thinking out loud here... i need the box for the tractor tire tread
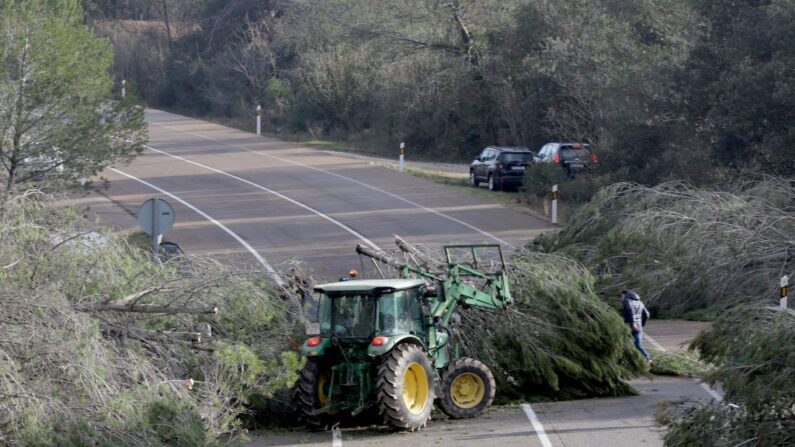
[375,343,435,431]
[292,359,337,430]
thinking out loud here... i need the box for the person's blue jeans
[633,331,651,361]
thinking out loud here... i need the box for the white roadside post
[781,275,789,309]
[121,79,126,99]
[152,199,161,256]
[256,105,262,136]
[551,184,559,224]
[399,142,405,172]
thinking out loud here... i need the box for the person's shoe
[649,360,655,370]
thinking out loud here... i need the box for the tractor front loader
[293,238,512,431]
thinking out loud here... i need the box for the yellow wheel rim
[317,372,329,406]
[318,371,339,415]
[402,362,429,414]
[450,372,485,409]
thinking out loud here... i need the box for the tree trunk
[160,0,173,52]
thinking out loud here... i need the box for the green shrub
[521,163,568,198]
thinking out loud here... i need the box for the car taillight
[553,154,560,164]
[306,336,322,347]
[591,153,599,164]
[371,336,387,347]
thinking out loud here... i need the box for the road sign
[137,198,175,236]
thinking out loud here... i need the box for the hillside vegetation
[85,0,795,186]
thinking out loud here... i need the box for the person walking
[621,289,652,367]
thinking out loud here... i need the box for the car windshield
[318,293,376,339]
[500,153,531,163]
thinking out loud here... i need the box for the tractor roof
[314,279,425,294]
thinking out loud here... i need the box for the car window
[499,152,531,163]
[478,149,490,161]
[538,145,550,159]
[485,150,496,161]
[560,144,590,159]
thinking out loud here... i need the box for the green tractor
[293,242,512,430]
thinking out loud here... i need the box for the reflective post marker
[121,79,126,99]
[152,198,162,257]
[399,142,405,172]
[551,184,559,224]
[256,105,262,136]
[781,275,789,309]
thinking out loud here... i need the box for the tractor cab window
[377,288,425,338]
[318,294,376,339]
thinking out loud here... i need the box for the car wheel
[488,175,500,191]
[469,171,479,187]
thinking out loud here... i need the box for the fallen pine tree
[0,191,304,446]
[531,179,795,319]
[662,304,795,447]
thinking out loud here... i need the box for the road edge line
[108,167,284,286]
[521,403,554,447]
[332,426,342,447]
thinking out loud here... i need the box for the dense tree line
[84,0,795,183]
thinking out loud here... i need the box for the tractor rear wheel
[293,359,340,430]
[376,343,435,431]
[438,357,495,419]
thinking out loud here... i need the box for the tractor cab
[302,279,428,355]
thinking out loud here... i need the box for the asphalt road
[80,110,720,447]
[80,109,549,281]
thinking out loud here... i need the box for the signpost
[399,142,405,172]
[551,184,559,224]
[121,79,126,99]
[256,105,262,136]
[781,275,789,309]
[137,198,175,258]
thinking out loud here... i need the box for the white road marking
[332,427,342,447]
[645,333,723,402]
[645,333,667,352]
[698,381,724,402]
[109,167,285,286]
[521,403,554,447]
[142,145,380,251]
[149,120,515,248]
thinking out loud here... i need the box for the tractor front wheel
[376,343,435,431]
[438,357,495,419]
[293,359,340,430]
